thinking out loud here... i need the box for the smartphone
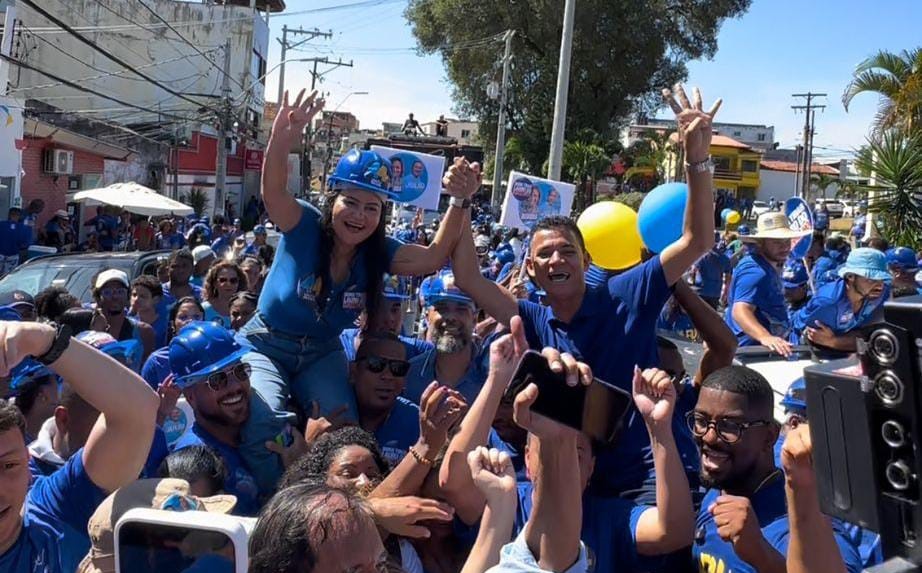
[503,350,633,445]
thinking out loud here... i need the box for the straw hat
[741,212,812,242]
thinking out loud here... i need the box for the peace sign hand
[662,84,722,164]
[272,89,325,145]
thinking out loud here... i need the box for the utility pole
[547,0,576,181]
[215,40,232,219]
[491,30,514,210]
[302,57,353,195]
[276,26,332,105]
[791,92,826,199]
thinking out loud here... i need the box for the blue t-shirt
[1,451,106,573]
[516,256,694,495]
[202,302,230,329]
[129,311,168,348]
[725,253,790,346]
[156,231,185,250]
[792,278,888,352]
[374,396,420,467]
[404,333,498,405]
[695,249,731,298]
[694,479,863,573]
[815,210,829,231]
[88,215,118,250]
[338,328,430,364]
[813,251,848,287]
[257,201,402,337]
[0,221,28,256]
[171,424,259,516]
[210,235,232,258]
[161,282,203,306]
[142,346,171,390]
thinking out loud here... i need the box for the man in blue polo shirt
[451,85,721,501]
[792,247,890,357]
[725,212,810,357]
[690,366,862,573]
[887,246,922,298]
[0,319,158,573]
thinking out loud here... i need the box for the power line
[20,0,220,111]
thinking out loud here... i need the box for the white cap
[94,269,129,289]
[191,245,215,264]
[54,209,69,218]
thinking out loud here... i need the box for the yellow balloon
[727,210,741,225]
[577,201,642,270]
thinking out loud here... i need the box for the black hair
[249,483,374,573]
[700,366,775,418]
[157,445,226,495]
[355,331,402,359]
[34,286,79,322]
[529,216,587,254]
[131,274,164,299]
[13,373,56,416]
[826,235,847,251]
[166,296,205,341]
[317,192,388,327]
[169,248,194,266]
[0,399,26,439]
[280,426,389,489]
[230,291,258,307]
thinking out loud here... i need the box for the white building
[758,160,841,203]
[420,118,480,145]
[622,118,775,152]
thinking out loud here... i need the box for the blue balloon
[638,182,688,253]
[721,207,732,221]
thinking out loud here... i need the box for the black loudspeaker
[806,296,922,563]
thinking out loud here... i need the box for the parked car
[0,251,169,303]
[814,198,845,218]
[750,200,771,219]
[840,199,860,218]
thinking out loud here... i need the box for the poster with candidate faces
[370,145,445,211]
[500,171,576,232]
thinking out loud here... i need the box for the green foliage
[810,173,839,199]
[609,191,645,212]
[183,188,210,218]
[405,0,751,165]
[843,48,922,133]
[855,130,922,249]
[563,139,610,211]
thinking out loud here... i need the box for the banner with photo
[370,145,445,210]
[500,171,576,231]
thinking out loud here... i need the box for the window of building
[251,50,267,85]
[733,130,741,137]
[713,156,731,171]
[461,129,471,138]
[741,159,758,172]
[757,133,767,142]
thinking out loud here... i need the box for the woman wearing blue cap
[792,247,891,357]
[240,89,480,493]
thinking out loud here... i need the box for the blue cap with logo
[886,247,919,272]
[421,269,474,307]
[737,225,751,236]
[780,377,806,414]
[782,259,809,289]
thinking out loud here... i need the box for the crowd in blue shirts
[0,87,897,573]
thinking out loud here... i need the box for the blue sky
[264,0,922,156]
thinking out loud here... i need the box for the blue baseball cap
[422,269,474,307]
[253,225,267,236]
[75,331,144,373]
[780,377,806,414]
[838,248,892,282]
[382,274,410,301]
[737,225,751,236]
[886,247,919,272]
[782,260,809,289]
[7,359,60,398]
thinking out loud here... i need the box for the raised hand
[512,349,591,439]
[443,157,482,199]
[781,423,816,489]
[710,495,769,566]
[367,496,454,538]
[156,374,181,424]
[0,321,55,376]
[468,446,516,505]
[419,383,468,452]
[661,84,722,164]
[631,366,676,429]
[487,315,529,386]
[271,89,325,145]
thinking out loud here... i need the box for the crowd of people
[0,85,892,573]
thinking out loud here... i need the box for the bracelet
[449,196,471,209]
[36,322,72,366]
[685,157,714,174]
[408,446,433,466]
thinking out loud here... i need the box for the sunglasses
[200,362,251,392]
[357,355,410,377]
[685,411,774,444]
[101,287,128,298]
[217,277,239,285]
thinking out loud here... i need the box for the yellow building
[665,134,761,200]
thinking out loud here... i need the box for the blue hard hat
[75,331,144,373]
[737,225,751,236]
[495,261,515,285]
[494,249,515,266]
[782,260,809,289]
[327,149,398,199]
[780,377,806,414]
[423,269,474,307]
[382,274,410,301]
[253,225,267,236]
[886,247,919,271]
[7,359,60,398]
[169,321,248,389]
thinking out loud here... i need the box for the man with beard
[690,366,861,573]
[169,321,258,515]
[725,212,810,357]
[404,268,498,405]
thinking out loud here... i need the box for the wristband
[449,196,471,209]
[685,157,714,175]
[36,322,72,366]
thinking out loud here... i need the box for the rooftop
[760,160,839,175]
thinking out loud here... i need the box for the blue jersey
[404,333,498,405]
[814,211,829,231]
[374,396,420,467]
[0,220,28,256]
[1,451,106,573]
[156,231,185,250]
[695,249,731,299]
[694,479,863,573]
[516,255,697,495]
[257,201,402,337]
[725,253,790,346]
[210,235,232,257]
[172,424,259,516]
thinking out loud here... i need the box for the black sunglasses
[357,355,410,377]
[202,363,251,392]
[685,411,774,444]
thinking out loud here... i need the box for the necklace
[752,469,782,495]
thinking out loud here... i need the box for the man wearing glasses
[169,321,258,516]
[689,365,862,573]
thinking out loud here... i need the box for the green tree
[183,188,209,218]
[563,140,610,211]
[843,48,922,133]
[405,0,751,158]
[855,130,922,249]
[810,173,839,200]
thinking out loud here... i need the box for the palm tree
[810,173,839,200]
[563,140,610,211]
[843,48,922,133]
[854,130,922,249]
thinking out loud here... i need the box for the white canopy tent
[73,182,194,216]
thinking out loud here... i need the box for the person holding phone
[242,88,480,494]
[450,85,720,502]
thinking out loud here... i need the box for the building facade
[623,118,775,152]
[420,118,480,145]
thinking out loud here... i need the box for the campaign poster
[370,145,445,210]
[785,197,814,260]
[500,171,576,231]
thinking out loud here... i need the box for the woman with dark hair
[157,444,226,497]
[202,261,246,328]
[34,285,79,323]
[240,88,480,494]
[228,291,258,331]
[140,296,205,391]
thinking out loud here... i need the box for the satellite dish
[486,81,500,100]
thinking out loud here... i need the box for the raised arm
[672,281,737,384]
[660,85,721,286]
[0,321,159,493]
[262,90,324,232]
[460,447,518,573]
[450,209,518,325]
[390,159,480,276]
[631,367,695,554]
